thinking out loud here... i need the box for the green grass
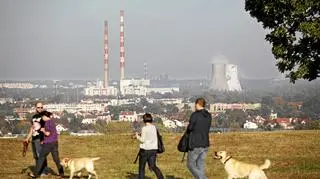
[0,130,319,179]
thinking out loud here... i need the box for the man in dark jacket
[186,98,212,179]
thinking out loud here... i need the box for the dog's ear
[64,158,71,163]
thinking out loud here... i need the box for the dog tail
[91,157,101,161]
[260,159,271,170]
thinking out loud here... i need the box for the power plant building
[120,79,150,96]
[84,10,179,97]
[209,55,242,91]
[84,80,118,96]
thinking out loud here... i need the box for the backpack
[177,132,189,162]
[157,129,165,154]
[177,132,189,152]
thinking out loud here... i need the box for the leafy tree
[302,96,320,119]
[245,0,320,82]
[0,118,10,134]
[94,120,108,133]
[261,96,274,117]
[225,110,248,126]
[13,121,30,134]
[69,118,82,132]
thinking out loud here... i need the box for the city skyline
[0,0,280,80]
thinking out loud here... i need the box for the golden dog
[60,157,100,179]
[214,151,270,179]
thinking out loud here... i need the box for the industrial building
[209,55,242,91]
[84,80,118,96]
[84,10,179,97]
[120,79,150,96]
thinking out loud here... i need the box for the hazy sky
[0,0,280,80]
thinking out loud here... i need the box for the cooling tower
[226,64,242,91]
[209,55,229,91]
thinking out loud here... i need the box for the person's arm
[40,128,51,136]
[24,127,33,142]
[40,121,52,136]
[136,127,146,143]
[187,114,196,133]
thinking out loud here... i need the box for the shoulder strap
[181,152,186,163]
[133,149,141,164]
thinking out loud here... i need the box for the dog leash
[22,141,29,157]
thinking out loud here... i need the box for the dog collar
[224,156,232,165]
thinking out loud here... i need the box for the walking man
[187,98,212,179]
[24,102,48,175]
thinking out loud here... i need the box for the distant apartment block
[147,87,180,95]
[0,83,34,89]
[44,103,108,113]
[119,111,138,122]
[209,103,261,112]
[0,98,14,104]
[153,98,183,105]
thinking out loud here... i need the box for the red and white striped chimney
[144,62,148,80]
[104,21,109,88]
[120,10,125,80]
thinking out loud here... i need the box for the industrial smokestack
[120,10,125,80]
[104,21,109,88]
[144,62,148,80]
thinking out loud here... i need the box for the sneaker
[56,174,64,179]
[28,172,37,178]
[40,173,48,176]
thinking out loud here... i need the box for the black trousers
[35,142,64,175]
[139,149,164,179]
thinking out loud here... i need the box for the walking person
[136,113,164,179]
[187,98,212,179]
[24,102,48,176]
[28,111,64,178]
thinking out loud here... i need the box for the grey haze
[0,0,279,80]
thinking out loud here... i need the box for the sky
[0,0,280,80]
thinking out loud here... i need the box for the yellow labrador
[214,151,270,179]
[61,157,100,179]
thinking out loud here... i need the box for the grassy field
[0,130,319,179]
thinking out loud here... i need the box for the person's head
[39,111,52,121]
[195,98,206,110]
[142,113,153,124]
[35,102,44,114]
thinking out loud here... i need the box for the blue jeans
[32,139,48,174]
[187,147,208,179]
